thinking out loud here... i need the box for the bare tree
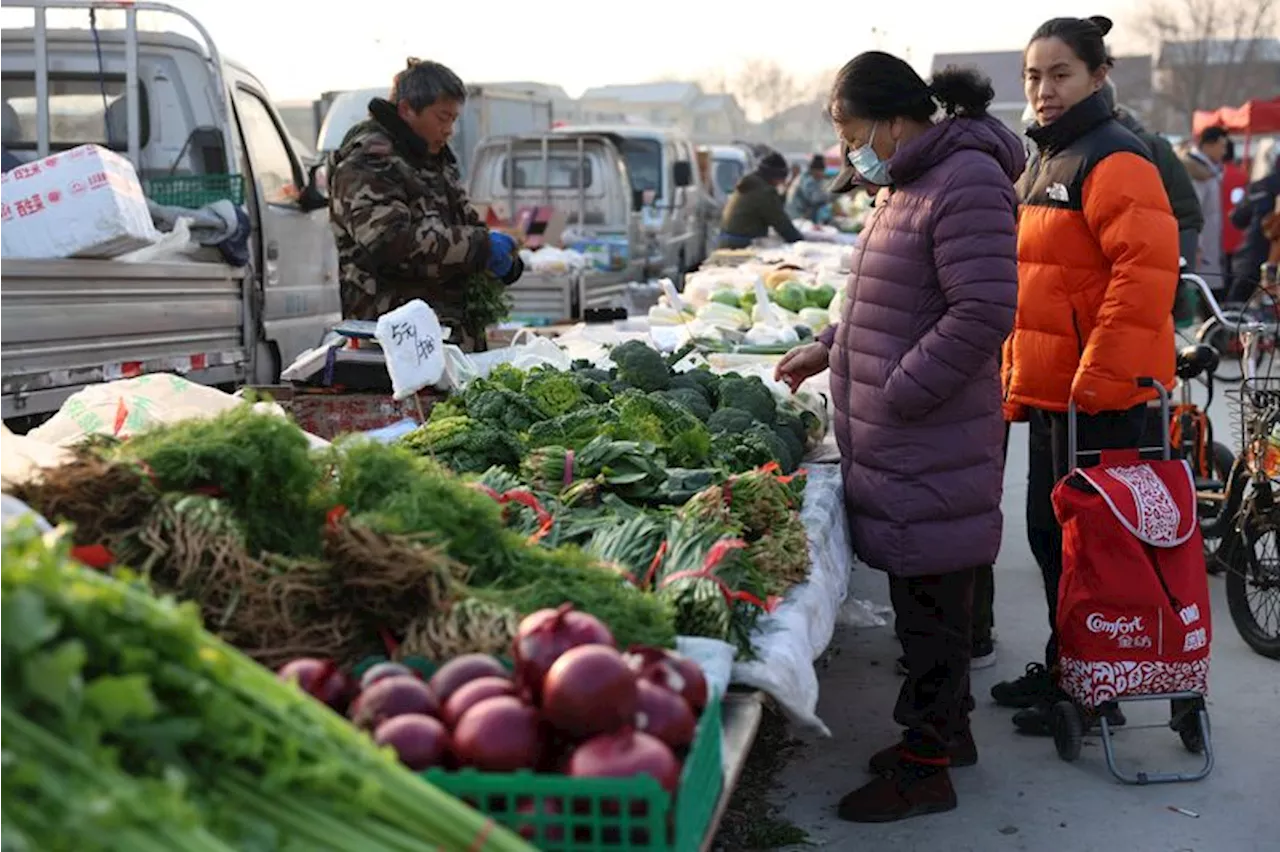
[1137,0,1279,129]
[732,59,805,124]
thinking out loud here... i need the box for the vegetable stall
[1,239,858,850]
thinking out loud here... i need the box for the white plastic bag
[676,636,735,701]
[441,329,572,390]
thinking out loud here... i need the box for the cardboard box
[1,144,159,259]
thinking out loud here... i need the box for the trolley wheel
[1052,700,1084,762]
[1173,698,1207,754]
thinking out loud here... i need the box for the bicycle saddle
[1176,343,1220,380]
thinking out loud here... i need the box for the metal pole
[505,137,515,224]
[33,6,49,157]
[124,4,140,167]
[576,135,585,229]
[540,135,550,207]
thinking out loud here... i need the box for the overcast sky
[3,0,1275,102]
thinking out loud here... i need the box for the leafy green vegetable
[717,376,777,425]
[707,407,759,436]
[611,390,712,468]
[610,340,672,393]
[400,415,523,474]
[660,388,713,422]
[461,272,513,345]
[486,362,527,392]
[521,367,589,418]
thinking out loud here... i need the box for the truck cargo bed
[1,258,250,419]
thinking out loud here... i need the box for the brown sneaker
[837,763,957,823]
[867,728,978,774]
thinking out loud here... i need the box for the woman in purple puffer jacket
[775,52,1022,823]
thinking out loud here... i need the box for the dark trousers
[1025,405,1150,667]
[890,566,977,758]
[970,423,1011,647]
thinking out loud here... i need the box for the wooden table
[700,690,765,852]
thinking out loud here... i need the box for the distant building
[573,82,748,140]
[759,99,830,154]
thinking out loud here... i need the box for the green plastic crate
[143,173,245,208]
[424,690,723,851]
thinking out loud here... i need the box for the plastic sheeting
[730,463,855,737]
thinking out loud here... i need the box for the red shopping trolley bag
[1052,449,1212,708]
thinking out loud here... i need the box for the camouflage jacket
[329,98,490,328]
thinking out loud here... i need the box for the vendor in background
[717,152,805,249]
[1226,141,1280,303]
[777,53,1020,823]
[328,58,524,349]
[1179,125,1229,286]
[1221,139,1252,293]
[786,154,833,223]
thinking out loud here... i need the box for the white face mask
[847,123,892,186]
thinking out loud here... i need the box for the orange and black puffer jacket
[1003,91,1179,418]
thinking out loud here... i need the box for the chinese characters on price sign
[374,299,446,401]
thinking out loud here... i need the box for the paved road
[774,385,1278,852]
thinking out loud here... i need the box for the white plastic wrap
[730,464,854,736]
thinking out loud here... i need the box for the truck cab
[0,0,339,422]
[552,124,712,282]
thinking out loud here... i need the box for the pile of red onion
[276,604,710,839]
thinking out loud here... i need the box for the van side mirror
[673,160,693,188]
[297,162,329,212]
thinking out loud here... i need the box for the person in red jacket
[1221,140,1250,294]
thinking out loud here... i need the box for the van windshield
[713,159,745,196]
[617,137,661,199]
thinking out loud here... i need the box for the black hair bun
[1087,15,1113,36]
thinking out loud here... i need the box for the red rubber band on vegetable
[377,626,400,658]
[642,539,669,588]
[564,448,575,488]
[70,543,114,570]
[469,483,503,503]
[466,819,496,852]
[325,505,348,529]
[112,396,129,436]
[658,538,749,609]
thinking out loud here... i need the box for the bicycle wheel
[1197,313,1263,383]
[1228,507,1280,659]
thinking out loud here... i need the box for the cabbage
[798,307,830,334]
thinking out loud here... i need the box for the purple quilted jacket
[818,116,1024,577]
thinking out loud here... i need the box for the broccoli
[716,376,777,425]
[400,415,522,474]
[660,388,713,422]
[465,387,547,433]
[572,365,614,384]
[707,407,759,436]
[710,422,788,473]
[775,408,806,447]
[611,340,672,392]
[526,404,619,450]
[522,367,590,418]
[487,363,527,392]
[773,426,804,473]
[610,389,712,468]
[572,374,615,404]
[670,369,719,404]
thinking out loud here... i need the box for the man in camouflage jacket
[329,60,523,350]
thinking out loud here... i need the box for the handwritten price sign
[374,299,445,400]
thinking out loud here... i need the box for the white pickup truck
[0,0,340,427]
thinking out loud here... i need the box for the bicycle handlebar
[1180,269,1268,334]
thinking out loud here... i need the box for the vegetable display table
[700,690,765,851]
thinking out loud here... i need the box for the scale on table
[281,315,452,396]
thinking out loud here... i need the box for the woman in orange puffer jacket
[990,15,1180,736]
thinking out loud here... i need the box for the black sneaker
[990,663,1054,709]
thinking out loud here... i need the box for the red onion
[626,646,709,713]
[359,661,419,691]
[512,604,615,701]
[452,696,542,772]
[441,676,517,729]
[349,675,439,730]
[542,644,638,738]
[373,713,451,770]
[428,654,509,705]
[277,658,354,711]
[568,727,682,794]
[635,679,696,749]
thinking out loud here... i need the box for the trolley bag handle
[1067,378,1171,471]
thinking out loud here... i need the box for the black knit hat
[757,152,790,182]
[809,153,826,172]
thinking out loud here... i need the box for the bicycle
[1193,269,1279,384]
[1188,272,1280,659]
